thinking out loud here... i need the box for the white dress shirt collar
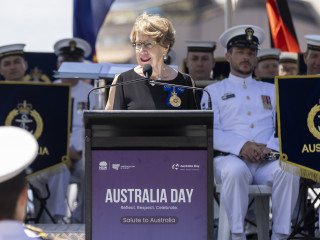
[228,73,253,85]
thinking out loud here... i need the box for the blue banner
[276,76,320,182]
[73,0,115,60]
[0,82,71,176]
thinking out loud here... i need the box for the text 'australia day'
[105,188,194,203]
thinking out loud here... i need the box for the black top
[113,69,199,110]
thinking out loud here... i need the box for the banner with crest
[276,76,320,182]
[0,82,71,177]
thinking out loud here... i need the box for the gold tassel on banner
[279,158,320,183]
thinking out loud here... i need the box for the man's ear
[225,52,231,63]
[212,57,216,69]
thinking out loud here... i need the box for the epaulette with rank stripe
[24,224,67,240]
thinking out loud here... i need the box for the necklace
[158,65,167,81]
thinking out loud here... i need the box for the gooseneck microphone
[86,64,152,110]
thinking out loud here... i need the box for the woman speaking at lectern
[107,12,199,110]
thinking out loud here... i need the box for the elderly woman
[106,12,199,110]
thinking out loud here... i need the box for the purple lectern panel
[91,150,207,240]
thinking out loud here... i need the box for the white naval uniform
[0,220,41,240]
[32,80,94,223]
[201,73,299,238]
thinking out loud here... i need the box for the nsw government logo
[99,161,108,170]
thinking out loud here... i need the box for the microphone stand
[148,80,212,110]
[86,78,148,110]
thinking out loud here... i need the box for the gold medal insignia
[169,90,181,108]
[164,86,184,108]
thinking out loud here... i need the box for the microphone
[143,64,152,78]
[86,64,152,110]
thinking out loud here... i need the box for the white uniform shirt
[0,220,40,240]
[201,73,277,155]
[54,80,94,151]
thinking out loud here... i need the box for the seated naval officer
[304,34,320,75]
[30,38,94,223]
[54,37,95,223]
[0,43,28,81]
[201,25,300,240]
[0,126,65,239]
[254,48,280,78]
[278,52,299,76]
[184,40,216,81]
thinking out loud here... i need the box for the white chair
[215,184,272,240]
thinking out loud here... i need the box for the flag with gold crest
[0,82,71,177]
[276,75,320,182]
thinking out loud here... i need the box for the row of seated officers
[1,11,320,240]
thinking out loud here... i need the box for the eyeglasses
[131,41,157,50]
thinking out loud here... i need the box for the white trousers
[214,155,299,237]
[31,164,71,223]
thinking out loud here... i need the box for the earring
[163,55,168,61]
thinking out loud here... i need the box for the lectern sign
[91,150,207,240]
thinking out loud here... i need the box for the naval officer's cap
[0,126,38,184]
[304,35,320,51]
[219,25,265,50]
[0,44,26,60]
[257,48,281,62]
[185,41,216,53]
[54,37,91,58]
[279,51,298,64]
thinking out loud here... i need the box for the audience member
[53,37,95,223]
[0,44,28,81]
[254,48,280,78]
[304,35,320,75]
[201,25,300,240]
[184,40,216,80]
[0,126,50,239]
[278,52,299,76]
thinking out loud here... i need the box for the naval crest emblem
[5,100,43,139]
[307,103,320,140]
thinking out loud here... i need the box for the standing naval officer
[201,25,299,240]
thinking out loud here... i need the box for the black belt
[214,150,230,157]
